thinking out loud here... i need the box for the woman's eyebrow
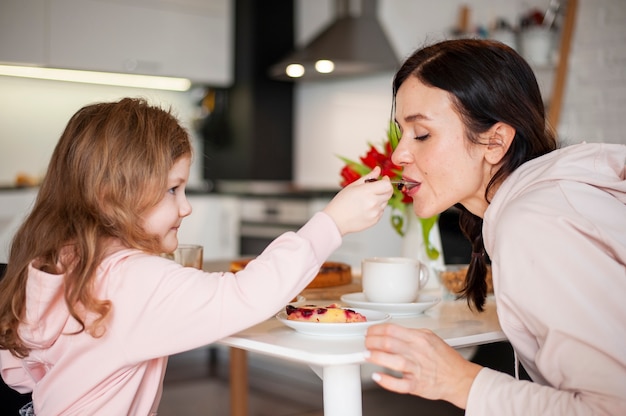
[396,113,432,125]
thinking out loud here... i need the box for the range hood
[269,0,398,81]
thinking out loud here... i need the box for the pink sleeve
[467,367,625,415]
[0,349,34,394]
[108,211,342,360]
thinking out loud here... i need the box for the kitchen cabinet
[0,0,46,66]
[0,0,234,86]
[0,188,39,263]
[177,194,240,260]
[0,191,240,263]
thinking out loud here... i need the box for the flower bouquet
[338,122,440,260]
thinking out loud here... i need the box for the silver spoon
[365,178,419,191]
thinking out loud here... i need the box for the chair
[0,263,34,413]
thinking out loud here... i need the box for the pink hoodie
[468,143,626,415]
[1,211,341,415]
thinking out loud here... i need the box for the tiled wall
[294,0,626,188]
[559,0,626,144]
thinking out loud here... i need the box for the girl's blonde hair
[0,98,191,357]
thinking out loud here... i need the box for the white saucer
[340,292,441,316]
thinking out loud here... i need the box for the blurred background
[1,0,624,190]
[0,1,623,414]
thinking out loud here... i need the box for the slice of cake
[230,260,351,289]
[285,304,367,323]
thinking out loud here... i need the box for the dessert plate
[340,292,441,316]
[276,307,390,337]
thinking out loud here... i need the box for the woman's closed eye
[415,133,430,141]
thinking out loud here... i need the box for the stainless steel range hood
[269,0,398,81]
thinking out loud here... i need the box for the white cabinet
[177,195,240,260]
[0,188,39,263]
[0,191,240,263]
[0,0,234,86]
[0,0,46,65]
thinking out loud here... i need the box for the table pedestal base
[310,364,362,416]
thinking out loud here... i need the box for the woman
[365,39,626,414]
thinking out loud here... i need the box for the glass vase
[401,209,445,291]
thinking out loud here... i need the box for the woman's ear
[485,122,515,164]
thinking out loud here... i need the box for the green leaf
[419,215,440,260]
[387,121,401,150]
[390,213,405,237]
[336,156,372,176]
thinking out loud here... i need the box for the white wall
[0,0,624,191]
[0,77,206,187]
[293,0,626,188]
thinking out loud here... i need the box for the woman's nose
[391,136,412,166]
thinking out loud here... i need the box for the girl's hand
[364,323,483,409]
[323,166,393,235]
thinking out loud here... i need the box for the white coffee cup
[361,257,429,303]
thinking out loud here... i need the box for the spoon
[365,178,419,191]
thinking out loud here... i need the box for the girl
[365,39,626,414]
[0,97,393,415]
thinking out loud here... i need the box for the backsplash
[293,0,626,188]
[0,76,205,188]
[0,0,624,190]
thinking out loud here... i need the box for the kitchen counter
[188,179,341,199]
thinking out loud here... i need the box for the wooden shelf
[547,0,578,129]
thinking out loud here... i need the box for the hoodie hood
[484,142,626,251]
[19,249,135,350]
[19,264,69,350]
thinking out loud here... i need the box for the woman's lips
[402,177,420,195]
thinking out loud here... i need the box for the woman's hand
[323,166,393,235]
[364,323,483,409]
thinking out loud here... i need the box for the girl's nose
[180,196,192,217]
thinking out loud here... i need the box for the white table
[219,296,505,416]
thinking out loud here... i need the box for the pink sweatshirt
[468,143,626,415]
[0,211,341,415]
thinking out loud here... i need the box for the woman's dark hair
[393,39,557,311]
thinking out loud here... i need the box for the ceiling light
[285,64,305,78]
[315,60,335,74]
[0,65,192,91]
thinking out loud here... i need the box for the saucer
[340,292,441,316]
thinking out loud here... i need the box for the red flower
[340,165,362,187]
[338,123,421,237]
[337,122,440,259]
[359,144,401,179]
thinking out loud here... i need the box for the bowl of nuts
[437,264,493,299]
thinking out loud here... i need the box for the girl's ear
[484,122,515,165]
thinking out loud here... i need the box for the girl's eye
[415,133,430,141]
[168,186,178,195]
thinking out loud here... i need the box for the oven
[238,196,327,256]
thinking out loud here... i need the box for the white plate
[276,307,390,337]
[340,292,441,316]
